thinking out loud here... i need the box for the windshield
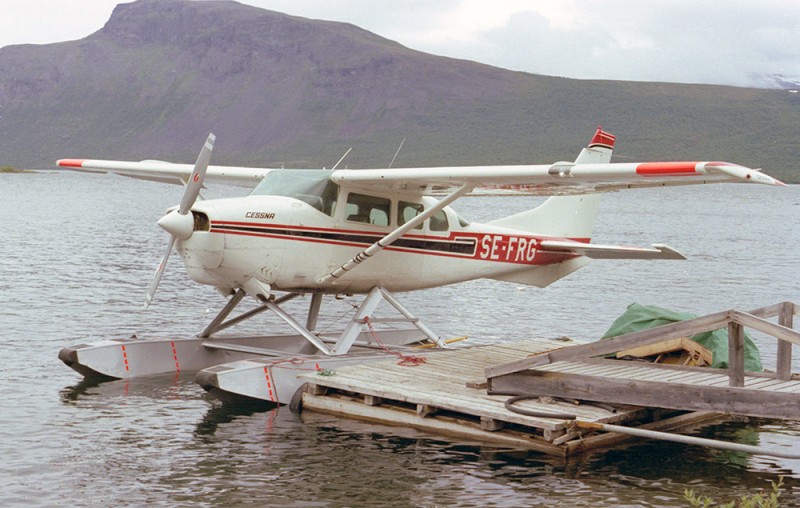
[251,170,338,216]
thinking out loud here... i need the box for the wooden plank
[494,339,577,354]
[542,360,725,385]
[564,411,725,455]
[543,363,627,377]
[637,369,704,383]
[640,371,722,385]
[489,370,800,420]
[486,310,731,378]
[544,361,655,379]
[301,393,566,456]
[305,366,571,430]
[341,366,618,423]
[742,378,787,390]
[679,371,731,384]
[775,384,800,394]
[303,359,635,428]
[763,380,800,392]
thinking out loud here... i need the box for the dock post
[727,320,745,387]
[776,302,794,381]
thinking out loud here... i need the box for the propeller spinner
[145,133,215,307]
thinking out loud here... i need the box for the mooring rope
[363,316,427,366]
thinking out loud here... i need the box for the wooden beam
[731,310,800,347]
[480,416,504,432]
[777,302,795,381]
[727,322,744,387]
[489,370,800,420]
[417,404,437,417]
[744,302,784,320]
[365,394,383,406]
[486,310,731,378]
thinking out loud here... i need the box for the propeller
[145,133,215,307]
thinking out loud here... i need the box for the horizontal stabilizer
[538,240,685,260]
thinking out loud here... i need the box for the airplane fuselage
[178,186,582,296]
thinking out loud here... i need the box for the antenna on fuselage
[389,137,406,168]
[331,147,352,170]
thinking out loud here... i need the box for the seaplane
[56,127,783,404]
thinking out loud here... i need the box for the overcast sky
[2,0,798,88]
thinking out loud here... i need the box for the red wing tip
[57,159,86,168]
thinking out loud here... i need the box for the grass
[684,477,784,507]
[0,165,28,173]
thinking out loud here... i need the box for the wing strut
[318,183,474,285]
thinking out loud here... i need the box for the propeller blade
[145,230,176,308]
[179,133,215,215]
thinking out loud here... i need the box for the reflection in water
[195,401,276,437]
[59,377,108,404]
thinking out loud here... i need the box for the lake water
[1,173,799,506]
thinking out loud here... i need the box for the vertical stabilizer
[489,127,615,239]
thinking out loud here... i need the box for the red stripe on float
[171,341,180,372]
[264,367,276,402]
[121,344,129,372]
[636,162,698,175]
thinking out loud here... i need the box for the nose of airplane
[157,209,195,240]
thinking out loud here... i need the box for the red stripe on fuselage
[209,221,586,266]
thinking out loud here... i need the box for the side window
[398,201,424,230]
[346,192,390,227]
[430,209,449,232]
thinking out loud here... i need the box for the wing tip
[705,162,785,186]
[57,159,85,168]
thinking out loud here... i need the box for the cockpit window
[345,192,390,226]
[251,170,338,216]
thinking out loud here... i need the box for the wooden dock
[486,301,800,421]
[296,338,720,456]
[294,302,799,457]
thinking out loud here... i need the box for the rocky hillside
[1,0,798,181]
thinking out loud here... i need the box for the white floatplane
[56,127,783,404]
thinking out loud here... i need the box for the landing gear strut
[198,287,445,356]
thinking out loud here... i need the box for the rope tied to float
[363,316,427,366]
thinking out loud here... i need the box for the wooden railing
[485,301,799,387]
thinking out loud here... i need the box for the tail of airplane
[489,127,614,240]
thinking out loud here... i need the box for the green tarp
[601,303,763,372]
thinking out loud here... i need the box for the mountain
[1,0,798,182]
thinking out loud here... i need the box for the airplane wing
[57,159,272,187]
[57,157,783,195]
[331,161,784,196]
